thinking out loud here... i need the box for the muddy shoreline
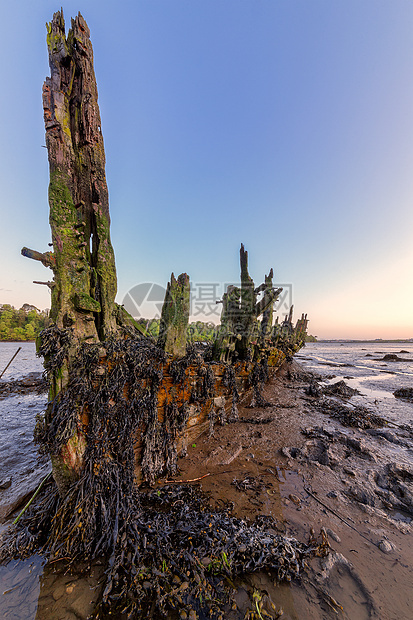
[1,359,413,619]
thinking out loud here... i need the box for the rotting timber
[0,10,330,619]
[19,8,308,491]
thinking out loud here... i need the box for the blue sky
[1,0,412,339]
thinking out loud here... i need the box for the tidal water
[0,343,49,534]
[0,342,44,381]
[0,340,412,618]
[297,341,413,429]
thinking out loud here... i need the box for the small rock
[289,493,301,506]
[142,581,152,591]
[343,467,356,477]
[378,540,393,554]
[348,486,376,506]
[0,477,12,490]
[52,584,66,601]
[188,610,197,620]
[200,556,212,567]
[65,585,75,594]
[326,528,341,543]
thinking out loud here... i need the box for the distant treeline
[138,319,217,343]
[142,320,314,343]
[0,305,313,345]
[0,304,49,341]
[305,334,317,342]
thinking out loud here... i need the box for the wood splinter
[33,280,55,289]
[21,246,55,269]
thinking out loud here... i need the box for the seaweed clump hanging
[0,326,329,619]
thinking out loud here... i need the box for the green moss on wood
[74,293,101,313]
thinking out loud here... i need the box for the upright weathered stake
[23,10,118,345]
[158,273,190,358]
[237,243,257,359]
[260,269,274,342]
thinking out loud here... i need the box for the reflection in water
[0,554,105,620]
[0,555,44,619]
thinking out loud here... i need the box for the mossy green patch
[74,293,101,313]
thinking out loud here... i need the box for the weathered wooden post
[23,10,118,349]
[22,10,120,493]
[158,273,190,357]
[237,243,257,359]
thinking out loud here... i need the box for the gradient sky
[1,0,412,339]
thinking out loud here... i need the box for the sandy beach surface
[1,355,413,619]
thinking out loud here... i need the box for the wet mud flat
[171,360,413,619]
[1,360,413,619]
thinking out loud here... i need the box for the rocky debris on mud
[0,372,48,398]
[282,423,413,527]
[377,354,413,362]
[306,379,359,400]
[305,381,321,397]
[393,387,413,401]
[321,380,360,399]
[344,462,413,519]
[366,427,411,447]
[307,396,386,429]
[286,361,320,383]
[282,426,376,469]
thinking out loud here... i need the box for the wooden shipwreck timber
[22,10,308,494]
[2,11,330,619]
